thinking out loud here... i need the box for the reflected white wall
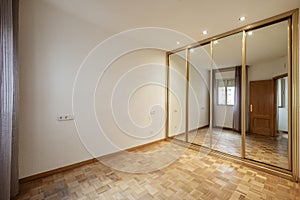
[169,53,186,136]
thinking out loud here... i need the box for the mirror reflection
[167,18,291,171]
[211,33,243,156]
[168,51,187,142]
[245,20,289,169]
[188,45,210,147]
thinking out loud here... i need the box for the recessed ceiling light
[247,31,253,36]
[202,30,208,35]
[190,49,195,53]
[213,40,219,44]
[239,16,246,21]
[176,41,180,45]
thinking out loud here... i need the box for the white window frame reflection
[217,79,235,106]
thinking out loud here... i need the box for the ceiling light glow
[202,30,208,35]
[213,40,219,44]
[239,16,246,21]
[248,31,253,36]
[190,49,195,53]
[176,41,180,45]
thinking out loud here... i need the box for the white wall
[188,66,209,130]
[94,49,166,150]
[169,53,186,136]
[168,53,210,136]
[19,0,166,178]
[248,57,288,81]
[188,46,211,132]
[19,0,96,178]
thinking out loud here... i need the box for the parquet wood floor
[176,128,288,169]
[16,141,299,200]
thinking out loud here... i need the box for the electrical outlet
[57,114,74,121]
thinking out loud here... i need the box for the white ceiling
[247,20,288,65]
[41,0,298,68]
[171,20,288,70]
[42,0,300,41]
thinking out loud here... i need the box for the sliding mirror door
[245,20,290,169]
[188,45,211,147]
[211,33,242,156]
[169,50,187,142]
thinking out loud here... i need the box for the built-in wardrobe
[166,9,299,181]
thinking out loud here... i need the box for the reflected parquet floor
[176,128,288,169]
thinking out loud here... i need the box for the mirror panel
[169,51,187,142]
[188,44,211,147]
[245,20,289,169]
[211,32,243,157]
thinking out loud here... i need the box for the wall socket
[57,114,74,121]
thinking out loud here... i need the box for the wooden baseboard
[213,126,237,131]
[198,124,210,130]
[19,158,97,184]
[278,130,288,134]
[169,125,210,138]
[188,125,209,132]
[97,138,167,160]
[125,138,166,152]
[19,138,166,184]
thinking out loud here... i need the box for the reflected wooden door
[249,80,275,136]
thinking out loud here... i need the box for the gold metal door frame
[291,10,299,181]
[288,18,292,171]
[209,41,213,149]
[185,49,190,142]
[241,30,246,159]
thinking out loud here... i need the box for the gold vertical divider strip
[209,42,213,149]
[287,18,292,171]
[241,30,246,159]
[291,11,299,181]
[165,52,170,139]
[185,49,190,142]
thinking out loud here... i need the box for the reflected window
[217,79,235,106]
[277,78,286,108]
